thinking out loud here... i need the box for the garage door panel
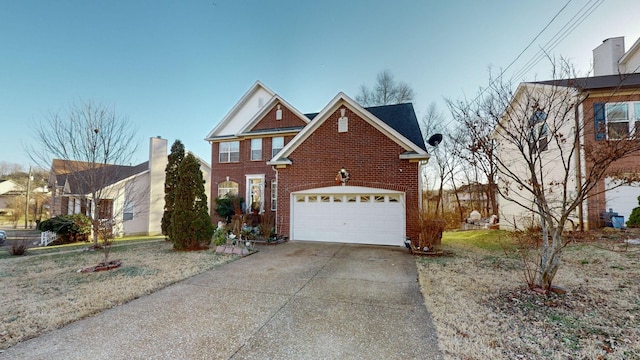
[605,179,640,224]
[292,190,405,246]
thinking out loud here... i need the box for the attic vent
[338,108,348,133]
[276,104,282,120]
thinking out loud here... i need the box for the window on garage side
[271,179,277,210]
[333,195,343,202]
[251,138,262,161]
[374,195,385,203]
[218,181,239,197]
[219,141,239,163]
[272,136,284,158]
[347,195,356,203]
[389,195,400,202]
[360,195,370,203]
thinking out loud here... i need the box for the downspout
[272,166,278,235]
[574,102,584,231]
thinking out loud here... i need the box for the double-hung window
[219,141,239,163]
[605,102,640,140]
[272,136,284,158]
[251,138,262,161]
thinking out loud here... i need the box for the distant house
[0,179,25,215]
[205,82,430,246]
[48,137,211,237]
[498,36,640,230]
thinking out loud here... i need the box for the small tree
[27,99,139,248]
[161,140,185,239]
[480,59,640,290]
[170,153,214,250]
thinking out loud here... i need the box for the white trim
[237,95,310,135]
[268,93,428,164]
[205,81,276,140]
[245,174,265,213]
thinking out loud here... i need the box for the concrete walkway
[2,242,442,359]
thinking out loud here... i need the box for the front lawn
[418,229,640,359]
[0,240,236,349]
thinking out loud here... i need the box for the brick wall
[252,102,308,131]
[582,93,640,226]
[275,105,421,241]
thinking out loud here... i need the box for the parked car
[0,230,6,244]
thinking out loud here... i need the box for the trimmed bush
[627,195,640,228]
[38,214,91,244]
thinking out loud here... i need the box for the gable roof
[205,81,276,140]
[268,93,429,165]
[237,94,310,135]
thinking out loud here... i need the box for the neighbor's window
[218,181,239,197]
[251,138,262,161]
[272,136,284,158]
[219,141,240,163]
[123,200,134,221]
[271,179,277,210]
[528,110,549,152]
[97,199,113,220]
[605,102,640,139]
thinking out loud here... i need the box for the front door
[246,175,265,214]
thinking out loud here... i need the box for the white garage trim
[605,178,640,225]
[290,186,405,246]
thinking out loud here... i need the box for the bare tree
[27,99,140,248]
[356,70,415,106]
[447,94,500,217]
[479,59,640,290]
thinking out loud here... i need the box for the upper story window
[605,102,640,140]
[219,141,239,163]
[251,138,262,161]
[272,136,284,158]
[528,109,548,152]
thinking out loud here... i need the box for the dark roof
[307,104,427,151]
[534,73,640,90]
[365,103,427,151]
[52,160,149,195]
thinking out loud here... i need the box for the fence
[40,231,57,246]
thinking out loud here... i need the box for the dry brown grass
[0,240,236,350]
[417,229,640,360]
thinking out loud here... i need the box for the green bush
[38,214,91,244]
[214,194,244,222]
[627,195,640,228]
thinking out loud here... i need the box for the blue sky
[2,0,640,168]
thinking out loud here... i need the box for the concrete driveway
[2,241,441,359]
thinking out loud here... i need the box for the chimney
[593,37,625,76]
[148,136,168,235]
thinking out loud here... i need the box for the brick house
[498,36,640,230]
[205,82,430,246]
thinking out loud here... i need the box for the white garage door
[291,186,405,246]
[605,178,640,224]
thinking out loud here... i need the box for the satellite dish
[427,133,443,147]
